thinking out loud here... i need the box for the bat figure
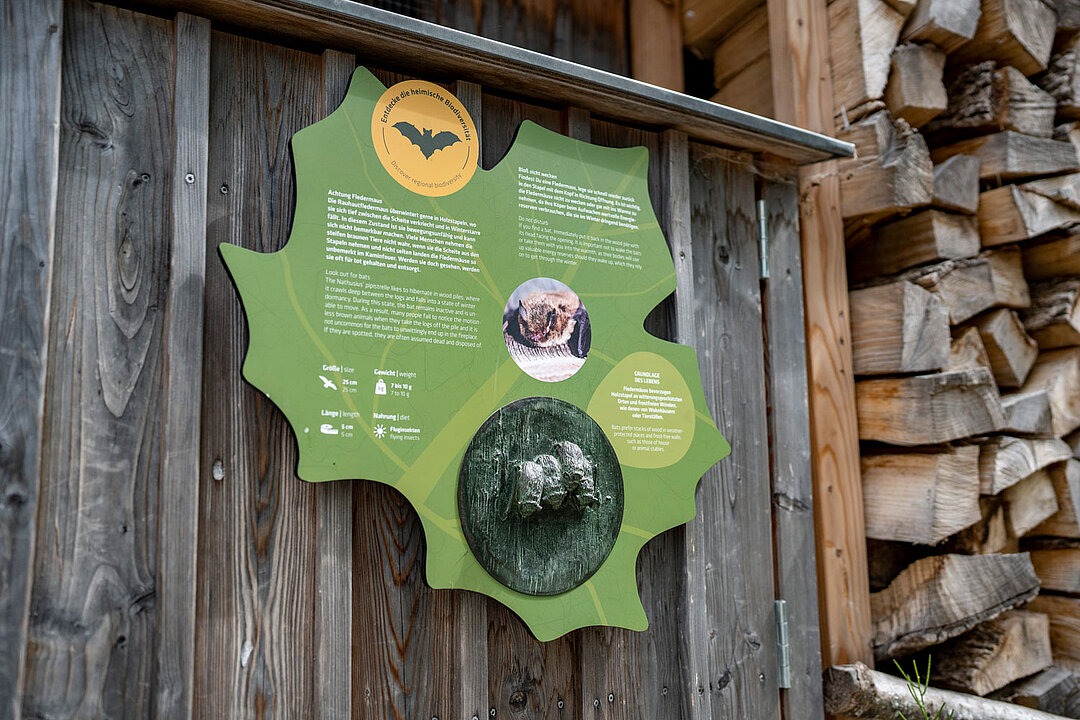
[392,121,461,159]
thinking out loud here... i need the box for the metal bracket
[775,599,791,689]
[757,197,770,280]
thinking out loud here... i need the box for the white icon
[319,423,339,435]
[375,378,387,395]
[318,375,337,390]
[374,424,387,438]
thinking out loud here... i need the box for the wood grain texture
[689,144,779,718]
[629,0,683,91]
[23,3,173,717]
[311,48,355,720]
[195,31,320,719]
[0,0,62,716]
[797,162,873,667]
[762,177,825,718]
[155,13,210,720]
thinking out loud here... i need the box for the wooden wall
[0,1,822,718]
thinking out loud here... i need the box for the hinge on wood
[757,197,770,280]
[775,599,791,689]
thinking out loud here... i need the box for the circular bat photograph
[503,278,591,382]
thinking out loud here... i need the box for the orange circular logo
[371,80,479,197]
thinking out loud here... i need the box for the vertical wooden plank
[312,48,356,720]
[662,130,712,720]
[155,13,210,720]
[450,77,488,720]
[196,32,320,719]
[0,0,62,716]
[24,2,174,717]
[688,145,780,719]
[628,0,684,91]
[762,177,825,718]
[479,91,577,720]
[767,0,873,674]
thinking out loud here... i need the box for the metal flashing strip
[132,0,854,163]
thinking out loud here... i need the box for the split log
[930,611,1053,696]
[856,368,1005,445]
[1003,468,1059,537]
[1020,348,1080,436]
[870,552,1040,659]
[850,281,950,374]
[1032,458,1080,537]
[969,308,1039,387]
[949,326,994,373]
[1059,0,1080,36]
[825,661,1070,719]
[946,497,1016,555]
[848,209,979,281]
[1056,121,1080,162]
[830,0,907,125]
[837,111,933,222]
[950,0,1057,77]
[862,446,981,544]
[979,174,1080,246]
[1037,34,1080,120]
[1024,233,1080,281]
[1028,539,1080,593]
[1021,278,1080,350]
[925,63,1056,140]
[885,43,947,127]
[901,248,1029,325]
[900,0,981,53]
[1025,594,1080,675]
[1002,389,1055,436]
[991,666,1080,718]
[930,131,1079,182]
[1067,428,1080,457]
[932,154,982,214]
[979,435,1072,494]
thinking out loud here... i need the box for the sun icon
[373,424,386,438]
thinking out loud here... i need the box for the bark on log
[825,661,1069,719]
[925,63,1056,140]
[1037,34,1080,120]
[870,552,1040,659]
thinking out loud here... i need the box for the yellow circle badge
[371,80,479,197]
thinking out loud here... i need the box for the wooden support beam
[979,436,1072,494]
[771,0,874,682]
[969,308,1039,388]
[861,446,981,544]
[856,368,1005,445]
[932,154,982,215]
[950,0,1058,76]
[931,611,1053,696]
[901,0,981,52]
[884,42,947,128]
[1022,278,1080,350]
[710,9,773,117]
[850,281,950,374]
[826,661,1069,719]
[870,552,1040,660]
[848,209,979,281]
[630,0,684,92]
[931,131,1080,183]
[926,64,1056,140]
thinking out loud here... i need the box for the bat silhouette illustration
[392,121,461,159]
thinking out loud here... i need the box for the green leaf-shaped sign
[221,67,729,640]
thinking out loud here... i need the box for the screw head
[185,173,195,184]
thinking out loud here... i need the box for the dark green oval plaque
[458,397,624,596]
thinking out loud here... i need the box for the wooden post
[0,0,62,717]
[769,0,874,681]
[629,0,684,92]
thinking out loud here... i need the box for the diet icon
[375,377,387,395]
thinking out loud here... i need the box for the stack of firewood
[835,0,1080,714]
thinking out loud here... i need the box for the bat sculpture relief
[393,121,461,158]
